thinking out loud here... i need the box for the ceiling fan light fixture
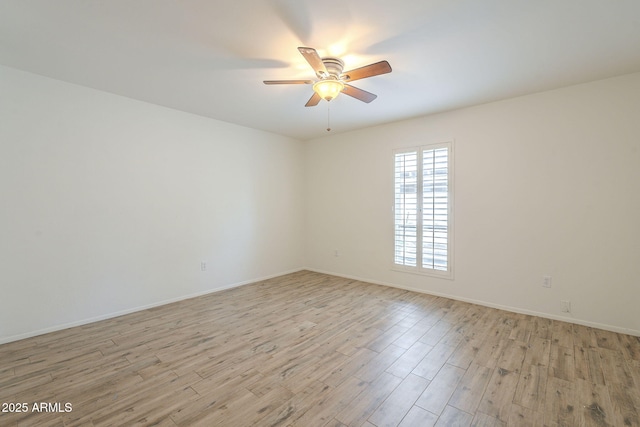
[313,79,345,101]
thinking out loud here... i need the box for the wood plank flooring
[1,270,639,426]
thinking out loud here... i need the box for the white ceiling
[1,0,640,140]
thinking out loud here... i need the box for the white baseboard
[0,268,305,345]
[4,267,637,345]
[303,267,640,338]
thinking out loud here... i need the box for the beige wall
[304,72,640,335]
[2,64,639,343]
[0,65,305,343]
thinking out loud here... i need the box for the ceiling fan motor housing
[320,57,344,79]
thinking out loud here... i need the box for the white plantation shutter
[394,151,418,267]
[422,147,449,271]
[394,143,452,277]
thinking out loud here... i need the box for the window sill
[391,265,454,280]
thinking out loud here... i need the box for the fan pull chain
[327,101,331,132]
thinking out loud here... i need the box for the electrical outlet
[561,300,571,313]
[201,261,207,271]
[542,276,552,288]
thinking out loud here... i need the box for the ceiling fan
[264,47,392,107]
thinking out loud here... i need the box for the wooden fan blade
[263,80,313,85]
[341,61,392,82]
[298,47,328,77]
[305,92,322,107]
[342,84,377,103]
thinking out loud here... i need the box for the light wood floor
[1,271,639,427]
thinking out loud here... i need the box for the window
[394,142,453,278]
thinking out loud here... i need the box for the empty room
[1,1,639,426]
